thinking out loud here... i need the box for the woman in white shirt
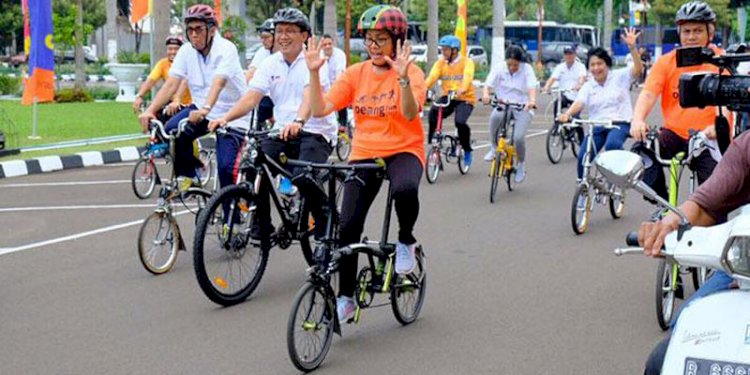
[481,45,537,183]
[559,28,642,180]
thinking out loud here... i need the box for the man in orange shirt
[630,1,720,200]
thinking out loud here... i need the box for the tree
[74,0,86,89]
[323,0,337,37]
[0,0,24,54]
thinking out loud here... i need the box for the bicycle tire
[506,154,517,192]
[569,129,581,158]
[571,184,592,235]
[489,151,504,203]
[335,133,351,161]
[690,266,713,290]
[457,147,470,174]
[193,184,269,306]
[608,185,626,219]
[138,211,180,274]
[391,245,427,325]
[425,146,441,184]
[655,259,676,331]
[132,158,158,199]
[287,281,335,372]
[198,150,216,190]
[546,125,564,164]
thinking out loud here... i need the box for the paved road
[0,93,676,374]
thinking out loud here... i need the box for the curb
[0,146,145,179]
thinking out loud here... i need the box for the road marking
[0,180,131,188]
[0,204,157,212]
[0,210,190,256]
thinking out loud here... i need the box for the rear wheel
[193,184,269,306]
[546,124,564,164]
[489,151,504,203]
[569,127,581,158]
[571,183,592,235]
[608,185,626,219]
[391,245,427,325]
[425,146,441,184]
[656,260,676,331]
[506,154,518,191]
[287,281,335,372]
[138,211,180,274]
[198,150,215,189]
[131,158,157,199]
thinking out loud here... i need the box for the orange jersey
[326,61,427,165]
[643,48,721,139]
[149,58,192,105]
[424,56,476,104]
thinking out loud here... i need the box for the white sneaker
[514,162,526,183]
[395,242,416,275]
[483,150,495,162]
[336,296,356,323]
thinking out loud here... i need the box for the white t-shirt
[170,34,250,130]
[322,47,347,83]
[550,61,587,101]
[248,50,337,142]
[485,62,538,104]
[250,47,272,69]
[575,67,634,122]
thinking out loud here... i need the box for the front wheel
[391,245,427,325]
[425,146,441,184]
[546,125,564,164]
[193,184,269,306]
[655,259,676,331]
[138,211,180,274]
[131,158,158,199]
[489,151,504,203]
[571,184,592,235]
[335,132,351,161]
[506,154,518,192]
[287,281,335,372]
[456,147,470,175]
[608,185,626,219]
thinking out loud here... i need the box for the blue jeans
[577,123,631,179]
[644,270,734,374]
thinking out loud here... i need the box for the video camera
[677,44,750,112]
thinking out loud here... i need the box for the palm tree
[74,0,86,90]
[492,0,505,68]
[323,0,336,39]
[427,0,438,69]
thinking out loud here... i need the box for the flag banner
[215,0,223,27]
[455,0,468,57]
[21,0,55,105]
[22,0,30,56]
[130,0,150,24]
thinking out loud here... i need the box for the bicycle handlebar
[645,128,711,167]
[283,157,385,172]
[431,91,456,108]
[488,98,527,109]
[569,119,620,130]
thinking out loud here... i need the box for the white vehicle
[245,42,263,62]
[467,45,488,66]
[411,44,429,63]
[595,150,750,375]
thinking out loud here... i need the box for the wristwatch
[201,104,212,111]
[293,118,306,126]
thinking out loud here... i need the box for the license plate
[684,357,750,375]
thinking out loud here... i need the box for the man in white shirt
[246,18,276,128]
[481,46,538,182]
[319,34,348,128]
[138,4,249,190]
[209,8,336,239]
[542,46,586,118]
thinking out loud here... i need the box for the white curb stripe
[35,156,64,172]
[76,151,104,167]
[116,147,141,161]
[0,160,29,178]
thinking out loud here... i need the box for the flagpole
[149,15,155,100]
[29,96,41,139]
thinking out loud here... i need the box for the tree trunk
[491,0,505,68]
[427,0,438,70]
[74,0,86,90]
[152,0,170,64]
[105,0,118,61]
[323,0,337,39]
[654,19,662,58]
[603,0,612,54]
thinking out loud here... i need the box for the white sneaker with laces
[395,242,416,275]
[483,150,494,162]
[336,296,356,323]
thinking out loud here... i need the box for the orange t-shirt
[326,61,427,165]
[643,48,721,140]
[149,58,192,105]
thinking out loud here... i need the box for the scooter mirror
[594,150,644,189]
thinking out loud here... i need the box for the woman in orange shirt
[305,5,426,323]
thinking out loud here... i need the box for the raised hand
[305,35,328,72]
[621,27,641,49]
[384,39,416,79]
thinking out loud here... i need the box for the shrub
[54,88,93,103]
[0,75,22,95]
[116,52,150,64]
[88,86,118,100]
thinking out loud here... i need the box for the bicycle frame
[489,101,523,175]
[577,119,619,191]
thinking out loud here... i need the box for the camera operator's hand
[630,119,650,141]
[702,125,717,140]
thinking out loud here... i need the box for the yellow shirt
[424,56,476,105]
[148,58,192,105]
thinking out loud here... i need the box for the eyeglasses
[276,29,301,37]
[364,37,390,48]
[186,26,207,35]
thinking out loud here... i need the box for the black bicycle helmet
[257,18,274,34]
[273,8,310,33]
[675,1,716,25]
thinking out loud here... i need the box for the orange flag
[455,0,468,57]
[214,0,223,27]
[130,0,150,24]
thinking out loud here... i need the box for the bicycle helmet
[273,8,310,33]
[357,5,408,41]
[675,1,716,25]
[438,35,461,50]
[257,18,274,34]
[184,4,217,26]
[165,35,184,46]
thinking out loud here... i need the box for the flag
[455,0,468,57]
[22,0,30,56]
[21,0,55,105]
[130,0,151,24]
[214,0,223,27]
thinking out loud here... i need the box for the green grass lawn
[0,100,140,149]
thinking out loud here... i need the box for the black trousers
[428,98,474,152]
[337,153,422,297]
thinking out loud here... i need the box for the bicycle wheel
[335,133,351,161]
[506,154,518,191]
[545,124,564,164]
[391,245,427,325]
[569,128,581,158]
[690,267,714,290]
[456,147,470,174]
[193,184,269,306]
[138,211,180,275]
[287,281,335,372]
[489,151,504,203]
[198,150,216,189]
[425,146,441,184]
[655,259,676,331]
[570,184,592,235]
[131,158,157,199]
[608,185,626,219]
